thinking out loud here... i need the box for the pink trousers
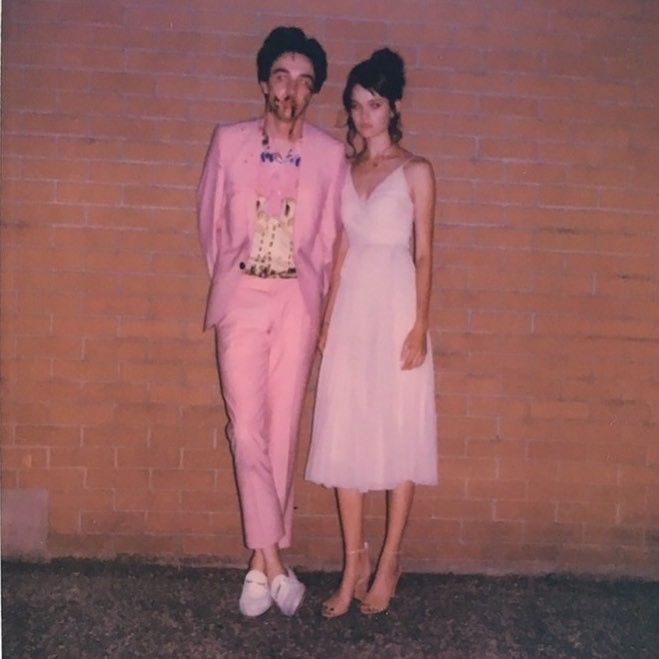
[215,276,316,550]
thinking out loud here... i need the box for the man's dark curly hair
[257,26,328,93]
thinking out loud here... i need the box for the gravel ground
[2,559,658,658]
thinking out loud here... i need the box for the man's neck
[263,112,305,148]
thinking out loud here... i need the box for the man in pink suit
[197,26,345,617]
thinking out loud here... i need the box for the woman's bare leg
[322,487,370,616]
[361,480,414,613]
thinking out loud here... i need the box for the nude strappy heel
[359,549,401,615]
[321,542,371,618]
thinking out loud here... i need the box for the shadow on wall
[2,489,49,557]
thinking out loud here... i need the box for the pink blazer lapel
[231,121,262,238]
[294,127,319,249]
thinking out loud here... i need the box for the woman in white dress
[306,48,438,617]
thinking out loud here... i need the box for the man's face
[260,52,315,124]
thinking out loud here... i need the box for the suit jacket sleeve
[197,125,224,277]
[320,149,347,293]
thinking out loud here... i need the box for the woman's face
[349,84,391,140]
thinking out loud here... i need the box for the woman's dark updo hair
[257,26,328,93]
[342,48,406,155]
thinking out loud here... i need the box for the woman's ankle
[375,548,400,577]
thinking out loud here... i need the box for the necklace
[365,144,398,168]
[260,123,302,166]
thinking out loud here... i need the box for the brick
[13,112,90,136]
[53,358,118,382]
[180,490,226,513]
[114,489,180,512]
[524,523,583,545]
[146,511,214,534]
[472,227,534,249]
[47,533,115,558]
[180,535,242,558]
[480,96,539,118]
[557,462,618,485]
[470,311,532,335]
[498,458,558,482]
[50,447,115,469]
[583,525,645,548]
[113,534,182,556]
[87,71,156,95]
[113,403,179,426]
[596,276,656,299]
[116,447,181,469]
[51,490,114,512]
[19,467,85,492]
[1,470,19,489]
[15,425,81,447]
[81,512,147,534]
[587,442,647,466]
[528,441,589,462]
[151,425,216,450]
[83,382,147,406]
[182,449,229,470]
[462,521,524,544]
[11,380,81,405]
[437,437,467,458]
[151,469,215,491]
[3,179,57,203]
[558,502,617,525]
[467,475,524,502]
[57,182,123,205]
[530,401,589,420]
[1,447,49,469]
[619,466,659,487]
[50,509,81,534]
[467,439,526,459]
[437,374,502,398]
[86,469,149,490]
[48,402,115,426]
[58,91,125,116]
[434,499,494,521]
[469,397,529,419]
[440,415,500,440]
[479,139,538,161]
[439,458,497,480]
[468,268,534,292]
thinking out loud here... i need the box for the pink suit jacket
[197,119,346,330]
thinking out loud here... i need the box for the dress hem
[305,476,439,494]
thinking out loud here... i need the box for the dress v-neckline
[349,160,409,203]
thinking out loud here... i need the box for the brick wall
[1,0,658,576]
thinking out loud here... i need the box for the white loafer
[270,568,305,616]
[239,569,273,617]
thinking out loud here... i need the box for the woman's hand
[400,323,427,370]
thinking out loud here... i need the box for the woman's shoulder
[401,151,432,170]
[401,152,435,184]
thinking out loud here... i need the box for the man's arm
[197,125,224,277]
[319,147,347,294]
